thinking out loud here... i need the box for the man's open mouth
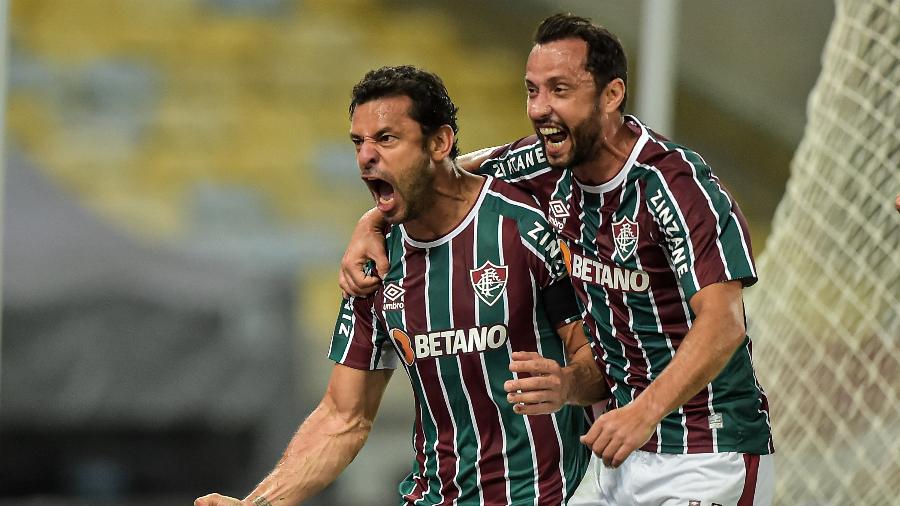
[539,126,569,150]
[365,177,396,212]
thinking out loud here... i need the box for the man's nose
[357,139,379,169]
[528,92,551,120]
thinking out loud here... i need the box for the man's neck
[572,115,639,186]
[404,164,485,242]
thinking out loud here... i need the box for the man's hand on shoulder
[340,208,389,298]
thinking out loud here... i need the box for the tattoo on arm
[252,497,273,506]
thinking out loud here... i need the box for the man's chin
[546,152,572,169]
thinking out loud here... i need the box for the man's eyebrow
[350,127,395,140]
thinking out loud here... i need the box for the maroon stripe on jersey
[343,297,377,369]
[403,397,431,504]
[450,222,509,504]
[683,398,714,453]
[501,217,564,505]
[737,453,760,506]
[604,289,653,391]
[644,137,729,288]
[747,340,774,453]
[403,245,460,504]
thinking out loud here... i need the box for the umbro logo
[384,283,405,301]
[547,199,569,232]
[383,283,405,311]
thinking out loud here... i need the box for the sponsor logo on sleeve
[470,261,508,306]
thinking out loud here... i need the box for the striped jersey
[477,116,773,455]
[329,176,590,505]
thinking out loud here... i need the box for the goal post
[744,0,900,502]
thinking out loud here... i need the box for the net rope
[744,0,899,502]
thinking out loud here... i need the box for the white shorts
[567,450,774,506]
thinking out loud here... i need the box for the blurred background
[1,0,876,504]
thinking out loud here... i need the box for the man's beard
[549,104,604,170]
[396,153,434,223]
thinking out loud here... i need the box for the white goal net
[745,0,899,503]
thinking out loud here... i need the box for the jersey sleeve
[644,152,758,302]
[477,136,560,206]
[516,212,582,327]
[328,295,398,371]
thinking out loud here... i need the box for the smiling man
[195,65,606,506]
[342,14,776,506]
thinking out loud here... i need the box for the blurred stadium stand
[1,0,833,504]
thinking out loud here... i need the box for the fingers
[511,400,556,415]
[194,494,242,506]
[339,263,381,297]
[507,353,559,376]
[504,375,558,395]
[610,445,632,468]
[373,251,390,279]
[580,417,603,445]
[510,351,542,361]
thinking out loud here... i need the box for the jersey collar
[400,175,492,249]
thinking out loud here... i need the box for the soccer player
[341,14,775,505]
[195,65,605,506]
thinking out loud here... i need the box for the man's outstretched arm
[195,364,392,506]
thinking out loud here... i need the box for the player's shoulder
[482,176,544,215]
[636,128,714,184]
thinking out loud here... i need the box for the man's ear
[429,125,455,161]
[602,78,626,114]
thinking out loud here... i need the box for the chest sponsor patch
[612,216,639,261]
[570,250,650,292]
[390,324,508,363]
[470,261,508,306]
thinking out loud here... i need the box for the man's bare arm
[505,320,608,415]
[580,280,747,467]
[195,364,392,506]
[456,147,497,173]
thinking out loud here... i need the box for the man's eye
[380,135,398,143]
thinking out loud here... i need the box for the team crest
[612,217,639,261]
[547,199,570,232]
[470,261,508,306]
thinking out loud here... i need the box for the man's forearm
[630,301,745,424]
[563,344,608,405]
[243,402,373,505]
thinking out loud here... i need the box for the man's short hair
[350,65,460,159]
[534,13,628,112]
